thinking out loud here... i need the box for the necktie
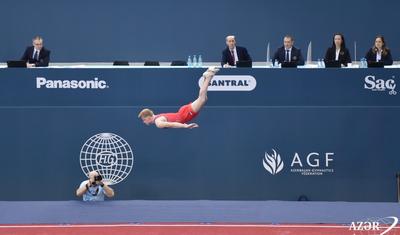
[33,50,39,61]
[285,50,289,62]
[230,50,235,65]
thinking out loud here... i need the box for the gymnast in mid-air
[138,66,219,129]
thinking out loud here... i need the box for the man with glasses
[21,36,51,67]
[221,35,252,68]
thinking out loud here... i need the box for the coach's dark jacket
[273,46,305,65]
[221,46,252,66]
[365,48,393,65]
[21,46,51,67]
[324,47,352,66]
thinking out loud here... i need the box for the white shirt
[33,49,40,60]
[335,49,340,61]
[79,180,105,202]
[284,47,292,62]
[229,47,239,64]
[376,50,382,62]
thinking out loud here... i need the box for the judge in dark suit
[365,35,393,65]
[324,33,352,67]
[221,35,252,67]
[273,35,304,65]
[21,36,50,67]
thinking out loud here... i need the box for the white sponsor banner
[199,75,256,91]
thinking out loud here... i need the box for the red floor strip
[0,224,399,235]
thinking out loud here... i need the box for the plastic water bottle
[274,59,279,68]
[193,55,198,67]
[317,59,322,68]
[198,55,203,67]
[360,58,367,68]
[187,56,192,67]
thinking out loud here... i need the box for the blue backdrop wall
[0,68,399,202]
[0,0,399,62]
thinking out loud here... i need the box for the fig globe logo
[80,133,134,185]
[96,151,117,167]
[263,149,284,175]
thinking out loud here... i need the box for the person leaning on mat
[76,171,114,201]
[21,36,51,67]
[324,33,352,67]
[365,35,393,65]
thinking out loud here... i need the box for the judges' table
[0,67,399,202]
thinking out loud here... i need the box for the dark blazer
[21,46,51,67]
[221,46,252,66]
[365,48,393,65]
[273,46,305,65]
[324,47,352,66]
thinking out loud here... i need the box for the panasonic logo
[198,75,256,91]
[36,77,108,89]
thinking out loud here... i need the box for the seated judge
[21,36,50,67]
[324,33,352,67]
[273,35,304,66]
[365,35,393,65]
[221,35,252,67]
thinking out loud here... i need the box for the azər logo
[349,216,398,235]
[36,77,109,89]
[198,75,256,91]
[364,75,396,95]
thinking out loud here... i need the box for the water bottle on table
[193,55,198,67]
[187,56,192,67]
[198,55,203,67]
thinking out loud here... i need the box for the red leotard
[154,103,198,124]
